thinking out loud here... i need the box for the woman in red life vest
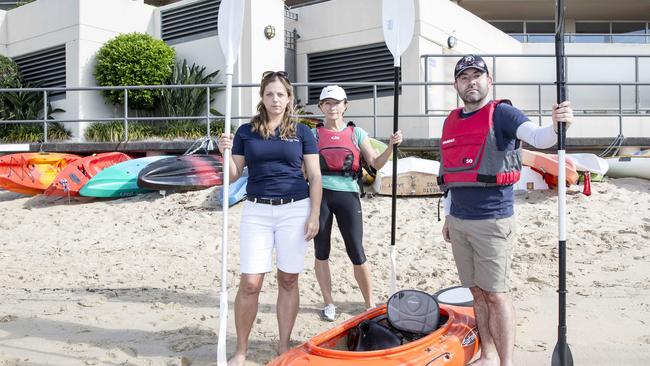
[313,85,403,321]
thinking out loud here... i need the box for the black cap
[454,55,489,79]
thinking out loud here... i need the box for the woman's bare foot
[468,356,499,366]
[277,344,290,355]
[227,352,246,366]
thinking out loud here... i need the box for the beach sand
[1,178,649,365]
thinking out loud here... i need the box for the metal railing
[423,53,650,119]
[1,79,649,144]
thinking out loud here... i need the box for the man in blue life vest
[439,55,574,366]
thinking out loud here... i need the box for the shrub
[0,122,70,143]
[0,85,64,121]
[94,33,175,111]
[158,119,224,140]
[0,55,21,89]
[0,55,22,116]
[84,121,158,142]
[295,105,321,128]
[158,59,221,120]
[0,81,70,142]
[84,119,224,142]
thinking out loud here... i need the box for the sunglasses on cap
[262,70,289,81]
[454,55,489,79]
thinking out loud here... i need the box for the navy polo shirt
[449,102,529,220]
[232,122,318,199]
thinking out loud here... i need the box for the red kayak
[44,152,131,196]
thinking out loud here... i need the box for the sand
[0,178,649,365]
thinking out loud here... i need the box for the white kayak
[567,153,609,175]
[513,166,549,191]
[605,156,650,180]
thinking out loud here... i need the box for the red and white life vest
[316,122,361,177]
[437,100,521,191]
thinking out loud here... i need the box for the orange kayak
[522,149,579,186]
[44,152,131,196]
[267,287,479,366]
[0,153,80,195]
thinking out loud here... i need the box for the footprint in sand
[0,314,17,322]
[517,341,548,352]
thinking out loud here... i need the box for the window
[526,22,554,33]
[160,0,220,44]
[575,22,611,43]
[612,22,647,43]
[307,43,397,104]
[489,21,523,33]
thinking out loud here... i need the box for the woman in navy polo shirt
[218,71,322,364]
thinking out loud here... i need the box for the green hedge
[94,33,175,111]
[84,120,224,142]
[0,122,70,143]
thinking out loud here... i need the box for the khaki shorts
[447,215,516,293]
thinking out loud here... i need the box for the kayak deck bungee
[0,153,81,195]
[137,154,224,192]
[44,152,131,197]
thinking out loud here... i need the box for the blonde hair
[250,76,298,140]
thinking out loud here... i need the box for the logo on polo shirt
[330,136,340,140]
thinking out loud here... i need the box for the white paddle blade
[382,0,415,67]
[218,0,246,74]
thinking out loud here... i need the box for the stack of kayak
[0,152,247,205]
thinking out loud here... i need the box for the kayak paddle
[381,0,415,297]
[216,0,245,364]
[552,0,574,365]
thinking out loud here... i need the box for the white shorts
[239,198,311,274]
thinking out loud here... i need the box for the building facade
[1,0,649,145]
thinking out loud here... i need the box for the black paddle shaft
[390,66,399,248]
[552,1,573,366]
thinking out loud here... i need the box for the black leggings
[314,189,366,265]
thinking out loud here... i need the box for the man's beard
[460,89,486,104]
